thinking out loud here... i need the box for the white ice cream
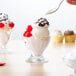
[32,25,50,40]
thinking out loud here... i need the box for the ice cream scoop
[32,18,50,40]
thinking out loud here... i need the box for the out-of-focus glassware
[63,51,76,76]
[0,13,14,53]
[0,31,10,53]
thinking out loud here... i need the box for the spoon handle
[46,0,64,15]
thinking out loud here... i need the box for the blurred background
[0,0,76,40]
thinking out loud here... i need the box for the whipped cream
[52,30,62,36]
[32,24,50,40]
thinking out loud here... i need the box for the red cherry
[23,31,32,37]
[66,0,76,5]
[26,25,33,32]
[26,32,32,37]
[9,22,14,29]
[0,63,6,66]
[23,31,27,37]
[0,23,5,28]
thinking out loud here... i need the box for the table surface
[0,40,76,76]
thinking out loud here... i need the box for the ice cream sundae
[0,13,14,65]
[0,13,14,51]
[23,18,50,63]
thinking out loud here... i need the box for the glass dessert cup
[0,13,14,53]
[23,18,50,63]
[25,37,50,63]
[0,31,10,53]
[63,52,76,76]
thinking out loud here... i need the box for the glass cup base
[0,47,7,54]
[69,69,76,76]
[26,55,48,63]
[69,74,76,76]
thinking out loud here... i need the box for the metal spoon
[46,0,64,15]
